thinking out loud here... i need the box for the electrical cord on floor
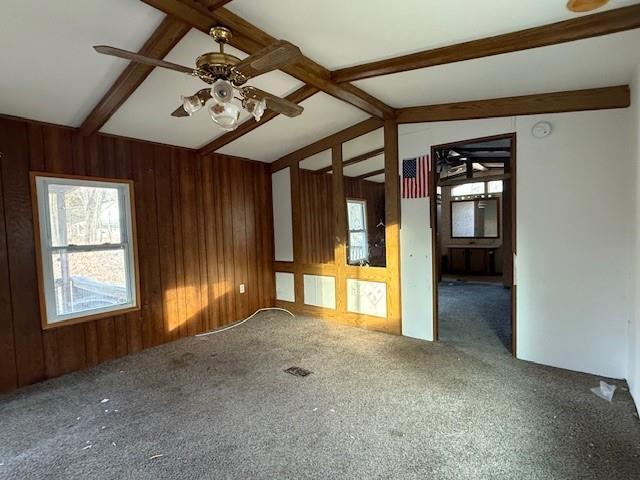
[195,307,295,337]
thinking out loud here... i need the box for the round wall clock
[532,121,552,139]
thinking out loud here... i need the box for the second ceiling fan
[95,26,305,131]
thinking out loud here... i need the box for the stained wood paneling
[0,117,274,394]
[299,169,334,265]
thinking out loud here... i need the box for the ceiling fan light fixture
[181,93,204,115]
[211,79,234,104]
[209,101,241,131]
[244,97,267,122]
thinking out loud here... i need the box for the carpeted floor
[1,311,639,479]
[438,281,512,352]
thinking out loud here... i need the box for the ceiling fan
[94,27,305,131]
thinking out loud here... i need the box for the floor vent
[284,366,312,377]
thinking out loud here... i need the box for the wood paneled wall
[272,120,401,335]
[0,117,274,394]
[299,169,334,265]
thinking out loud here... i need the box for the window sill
[41,305,141,330]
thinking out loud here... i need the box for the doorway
[430,133,516,354]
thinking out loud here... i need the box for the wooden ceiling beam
[141,0,395,119]
[396,86,630,124]
[332,5,640,83]
[79,16,190,136]
[316,147,384,174]
[271,117,384,172]
[198,84,318,155]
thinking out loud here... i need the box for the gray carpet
[439,281,512,353]
[1,311,639,479]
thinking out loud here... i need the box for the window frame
[30,172,140,330]
[346,198,369,264]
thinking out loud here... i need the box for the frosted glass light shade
[209,101,241,131]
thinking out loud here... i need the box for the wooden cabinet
[446,247,497,275]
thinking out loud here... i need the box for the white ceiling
[343,154,385,178]
[355,29,640,108]
[216,92,368,162]
[227,0,640,70]
[0,0,163,126]
[366,173,385,183]
[342,128,384,160]
[2,0,640,162]
[300,149,332,171]
[101,29,303,149]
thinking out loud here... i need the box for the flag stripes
[402,155,430,198]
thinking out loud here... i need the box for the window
[32,174,139,328]
[346,199,368,264]
[451,182,485,197]
[487,180,503,193]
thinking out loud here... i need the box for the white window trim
[347,198,369,264]
[32,173,140,329]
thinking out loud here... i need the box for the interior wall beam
[316,147,384,174]
[198,85,318,155]
[270,118,384,172]
[396,86,630,124]
[383,120,401,334]
[332,5,640,83]
[141,0,395,119]
[79,16,190,136]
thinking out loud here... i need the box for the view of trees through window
[37,179,135,323]
[347,199,368,264]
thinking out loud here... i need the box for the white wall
[631,66,640,407]
[399,109,635,379]
[271,168,294,262]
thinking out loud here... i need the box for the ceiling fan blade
[242,87,304,117]
[94,45,195,75]
[171,89,213,117]
[233,40,302,79]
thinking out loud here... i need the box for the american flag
[402,155,430,198]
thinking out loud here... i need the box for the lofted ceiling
[354,29,640,108]
[216,93,368,162]
[0,0,163,126]
[101,28,304,149]
[1,0,639,162]
[226,0,640,70]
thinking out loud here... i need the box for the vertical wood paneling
[132,142,165,347]
[231,160,249,319]
[201,156,221,329]
[194,156,210,331]
[178,150,203,336]
[0,144,17,392]
[243,162,258,313]
[43,126,88,375]
[299,169,334,264]
[154,145,180,341]
[0,118,274,393]
[0,119,46,386]
[219,158,237,322]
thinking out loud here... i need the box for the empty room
[1,1,640,479]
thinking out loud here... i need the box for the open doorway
[430,134,516,355]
